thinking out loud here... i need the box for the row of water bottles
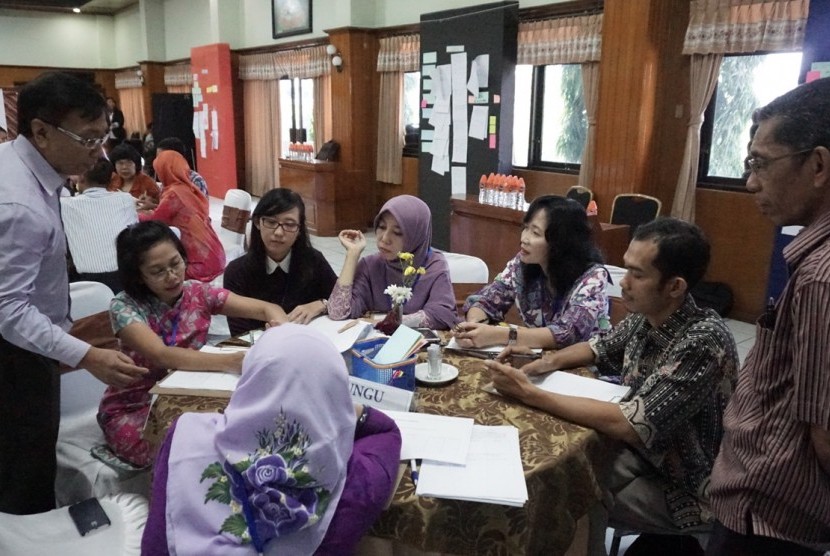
[286,142,315,161]
[478,173,528,211]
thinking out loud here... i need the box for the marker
[410,459,419,487]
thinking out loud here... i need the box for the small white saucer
[415,362,459,386]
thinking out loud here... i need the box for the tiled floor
[211,196,755,555]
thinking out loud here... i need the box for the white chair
[218,189,252,264]
[440,251,489,284]
[0,493,148,556]
[57,282,151,506]
[437,251,489,317]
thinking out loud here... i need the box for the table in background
[450,195,630,278]
[144,351,609,555]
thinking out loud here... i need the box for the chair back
[610,194,662,238]
[565,185,593,209]
[441,252,489,283]
[221,189,252,234]
[69,281,114,321]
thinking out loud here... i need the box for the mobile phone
[414,328,441,344]
[68,498,111,536]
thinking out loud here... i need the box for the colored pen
[410,459,419,486]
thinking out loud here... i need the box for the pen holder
[350,337,417,391]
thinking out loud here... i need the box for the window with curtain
[402,71,420,157]
[512,63,586,170]
[697,51,802,188]
[278,77,315,156]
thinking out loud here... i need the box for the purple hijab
[164,324,355,555]
[350,195,458,329]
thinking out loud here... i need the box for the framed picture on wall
[272,0,312,39]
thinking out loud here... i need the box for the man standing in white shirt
[62,158,138,293]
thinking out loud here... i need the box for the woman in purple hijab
[328,195,458,329]
[141,324,402,555]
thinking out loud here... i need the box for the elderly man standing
[488,218,738,555]
[707,78,830,555]
[0,72,147,515]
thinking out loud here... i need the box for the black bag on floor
[691,281,734,317]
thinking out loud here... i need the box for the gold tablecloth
[144,351,610,556]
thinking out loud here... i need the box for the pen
[338,320,359,334]
[248,330,255,346]
[410,458,419,486]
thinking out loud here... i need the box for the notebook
[373,325,424,365]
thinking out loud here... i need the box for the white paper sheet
[451,166,467,195]
[0,89,7,130]
[380,410,474,465]
[451,52,469,163]
[417,425,528,506]
[469,105,488,140]
[157,370,240,392]
[306,316,374,353]
[445,337,542,354]
[531,371,631,403]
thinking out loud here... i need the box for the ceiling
[0,0,138,15]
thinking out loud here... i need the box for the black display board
[419,2,518,249]
[151,93,196,170]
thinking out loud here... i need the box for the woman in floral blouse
[99,221,288,467]
[456,195,610,349]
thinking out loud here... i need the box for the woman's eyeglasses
[258,217,300,233]
[143,258,185,282]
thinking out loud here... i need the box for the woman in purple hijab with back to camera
[140,324,402,555]
[328,195,458,329]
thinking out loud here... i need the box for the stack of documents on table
[416,425,528,507]
[381,410,528,507]
[444,337,542,357]
[150,369,240,398]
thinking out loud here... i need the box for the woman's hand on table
[263,304,289,328]
[453,322,502,348]
[287,300,325,324]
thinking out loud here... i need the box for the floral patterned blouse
[462,254,610,347]
[101,281,229,411]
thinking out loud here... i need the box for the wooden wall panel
[375,156,419,211]
[328,28,379,228]
[0,66,116,99]
[592,0,690,222]
[695,188,775,322]
[139,62,166,134]
[514,168,578,201]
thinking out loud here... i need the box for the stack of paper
[416,425,528,507]
[380,410,474,464]
[150,370,240,398]
[306,316,375,353]
[531,371,631,402]
[445,337,542,356]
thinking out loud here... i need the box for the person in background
[329,194,458,330]
[707,77,830,556]
[107,142,159,209]
[141,324,402,555]
[490,218,738,556]
[142,149,225,282]
[155,136,209,197]
[0,71,147,515]
[224,188,337,336]
[106,96,126,142]
[456,195,610,349]
[62,159,137,292]
[100,221,288,468]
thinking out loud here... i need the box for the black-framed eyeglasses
[258,217,300,233]
[744,148,813,175]
[42,120,108,149]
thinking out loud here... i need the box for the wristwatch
[508,326,518,345]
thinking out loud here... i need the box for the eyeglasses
[143,257,186,281]
[42,120,108,149]
[258,217,300,233]
[744,148,814,175]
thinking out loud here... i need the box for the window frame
[515,64,581,175]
